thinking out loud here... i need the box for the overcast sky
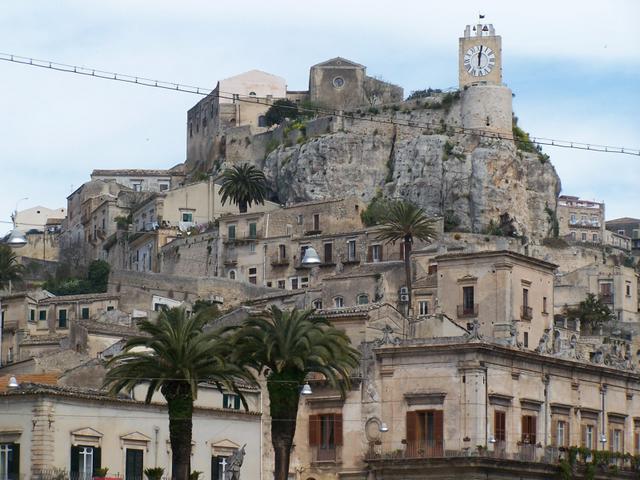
[1,0,639,234]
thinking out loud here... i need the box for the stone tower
[458,21,513,138]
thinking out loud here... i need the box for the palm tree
[0,244,25,291]
[103,308,252,480]
[375,200,437,310]
[229,306,360,480]
[219,163,268,213]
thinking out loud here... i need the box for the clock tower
[459,22,502,88]
[458,20,512,138]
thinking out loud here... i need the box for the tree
[0,244,25,291]
[88,260,110,293]
[565,293,614,334]
[229,306,360,480]
[219,163,268,214]
[104,308,252,480]
[375,200,438,310]
[264,99,299,126]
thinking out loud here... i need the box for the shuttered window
[552,419,570,447]
[521,415,537,444]
[125,449,143,480]
[581,424,596,449]
[406,410,444,456]
[70,446,101,480]
[494,411,506,442]
[308,414,343,448]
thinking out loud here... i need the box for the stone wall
[159,232,219,277]
[109,268,279,313]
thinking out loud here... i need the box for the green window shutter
[249,223,257,238]
[70,446,80,474]
[93,447,101,475]
[8,443,19,480]
[234,395,241,410]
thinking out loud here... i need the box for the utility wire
[1,52,638,157]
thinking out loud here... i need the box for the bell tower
[458,19,512,138]
[459,22,502,88]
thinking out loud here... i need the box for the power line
[1,52,638,157]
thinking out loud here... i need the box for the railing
[366,443,547,463]
[457,304,478,318]
[599,293,614,304]
[311,445,342,463]
[222,233,260,243]
[568,219,601,229]
[270,254,290,266]
[521,305,533,321]
[404,442,444,458]
[341,254,361,264]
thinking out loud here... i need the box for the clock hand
[477,45,483,66]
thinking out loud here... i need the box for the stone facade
[0,381,261,480]
[90,166,185,193]
[458,23,502,88]
[557,195,605,245]
[607,217,640,256]
[555,263,639,323]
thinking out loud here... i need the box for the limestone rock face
[262,102,560,240]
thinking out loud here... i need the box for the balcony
[341,254,361,265]
[222,233,260,244]
[270,254,290,267]
[457,304,478,318]
[568,219,601,229]
[311,445,342,464]
[521,305,533,321]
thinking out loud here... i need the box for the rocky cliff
[260,93,561,241]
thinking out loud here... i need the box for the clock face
[463,45,496,76]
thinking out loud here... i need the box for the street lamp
[7,376,19,389]
[300,382,313,395]
[4,198,29,247]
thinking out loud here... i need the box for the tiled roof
[39,292,119,304]
[606,217,640,224]
[19,334,66,346]
[76,319,141,337]
[91,169,175,177]
[0,373,59,393]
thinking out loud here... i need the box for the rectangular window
[583,424,595,449]
[309,413,343,461]
[581,232,587,242]
[524,332,529,347]
[347,240,356,261]
[212,455,229,480]
[627,283,632,297]
[248,267,257,285]
[0,443,19,480]
[371,244,382,262]
[29,309,35,322]
[125,449,143,480]
[81,307,90,320]
[279,244,287,260]
[313,213,320,231]
[494,411,506,442]
[249,242,256,253]
[570,231,576,241]
[277,280,286,289]
[554,419,568,447]
[522,288,529,308]
[610,427,624,453]
[542,297,548,314]
[570,213,576,223]
[324,243,333,263]
[227,225,236,240]
[592,234,598,242]
[406,410,444,456]
[300,277,309,288]
[418,301,429,316]
[182,212,193,223]
[39,310,47,321]
[132,183,142,192]
[462,286,475,312]
[521,415,537,444]
[70,445,100,480]
[223,393,241,410]
[290,277,299,290]
[248,222,257,239]
[618,229,625,236]
[58,309,68,329]
[159,183,169,192]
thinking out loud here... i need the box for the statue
[224,444,246,480]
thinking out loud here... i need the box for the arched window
[333,296,344,308]
[357,294,369,305]
[249,91,257,96]
[228,270,236,280]
[312,299,323,310]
